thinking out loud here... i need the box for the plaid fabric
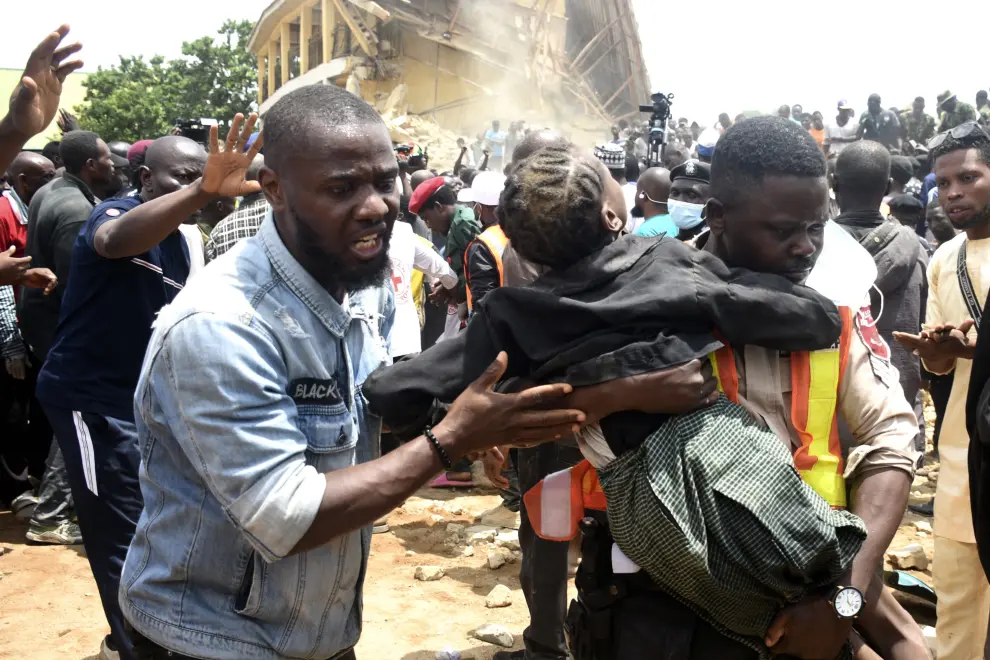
[0,285,25,360]
[205,199,270,262]
[598,397,865,658]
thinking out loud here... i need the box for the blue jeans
[44,405,143,660]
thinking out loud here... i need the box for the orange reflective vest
[525,306,856,541]
[524,459,606,542]
[464,225,509,311]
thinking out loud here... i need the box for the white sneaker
[26,519,82,545]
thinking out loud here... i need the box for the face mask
[668,199,705,230]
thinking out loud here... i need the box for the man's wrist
[431,421,467,463]
[0,115,30,145]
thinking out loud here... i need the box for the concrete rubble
[887,544,929,571]
[485,584,513,608]
[414,566,446,582]
[472,623,514,648]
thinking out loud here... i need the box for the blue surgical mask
[668,199,705,230]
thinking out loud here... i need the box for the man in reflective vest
[462,171,508,311]
[530,118,926,659]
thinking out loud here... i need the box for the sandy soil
[0,487,573,660]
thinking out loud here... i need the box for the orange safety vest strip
[465,225,509,311]
[524,459,606,542]
[709,306,854,508]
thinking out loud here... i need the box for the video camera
[174,118,218,146]
[639,92,674,168]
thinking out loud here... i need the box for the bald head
[834,140,891,211]
[8,152,55,204]
[141,136,207,201]
[512,129,571,164]
[635,167,671,219]
[410,169,434,191]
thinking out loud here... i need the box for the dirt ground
[0,406,941,660]
[0,487,573,660]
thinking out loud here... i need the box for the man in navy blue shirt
[35,114,263,660]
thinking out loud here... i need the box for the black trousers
[0,355,51,486]
[45,405,143,660]
[516,442,584,659]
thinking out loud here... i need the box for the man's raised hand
[200,113,264,198]
[8,25,83,139]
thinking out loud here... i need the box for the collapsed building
[247,0,651,165]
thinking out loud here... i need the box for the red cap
[127,139,154,167]
[408,177,446,215]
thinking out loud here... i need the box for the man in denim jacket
[119,85,586,660]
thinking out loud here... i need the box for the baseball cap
[696,128,719,159]
[837,99,852,110]
[457,171,506,207]
[408,176,447,215]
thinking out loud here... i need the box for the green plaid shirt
[599,397,865,658]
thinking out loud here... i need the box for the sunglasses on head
[927,121,990,150]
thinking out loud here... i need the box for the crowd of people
[7,21,990,660]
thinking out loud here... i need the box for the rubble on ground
[380,84,465,173]
[414,566,446,582]
[471,623,514,647]
[485,584,513,608]
[887,543,929,571]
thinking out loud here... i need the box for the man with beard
[118,85,584,660]
[34,123,259,660]
[894,120,990,660]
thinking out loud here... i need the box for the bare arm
[291,353,584,554]
[94,114,263,260]
[453,147,467,175]
[93,181,213,259]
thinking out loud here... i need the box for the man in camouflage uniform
[937,90,977,132]
[900,96,936,145]
[977,90,990,127]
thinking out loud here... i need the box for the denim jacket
[120,213,393,660]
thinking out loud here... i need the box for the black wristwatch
[829,585,865,619]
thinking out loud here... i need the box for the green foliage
[76,20,258,143]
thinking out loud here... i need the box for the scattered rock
[928,472,939,484]
[478,505,522,531]
[911,476,929,489]
[414,566,446,582]
[446,523,466,536]
[58,628,72,637]
[443,502,465,516]
[485,584,513,608]
[430,514,446,523]
[461,546,475,558]
[435,647,461,660]
[913,521,933,534]
[472,623,514,647]
[487,549,506,570]
[0,545,12,557]
[406,550,417,557]
[909,491,933,506]
[887,544,929,571]
[917,467,930,476]
[465,525,499,545]
[917,531,929,538]
[399,527,431,541]
[495,531,520,551]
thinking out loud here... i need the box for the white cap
[697,127,719,149]
[456,171,507,207]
